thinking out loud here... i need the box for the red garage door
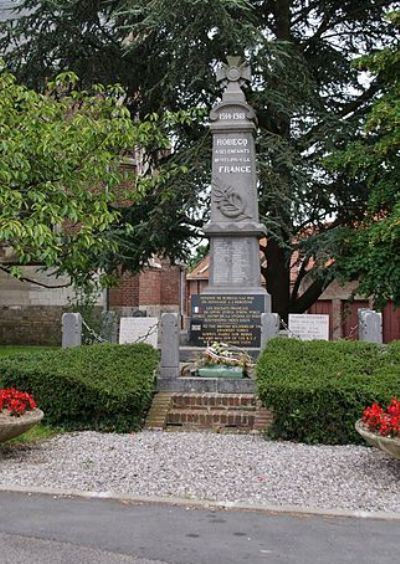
[341,300,369,340]
[308,301,333,340]
[383,302,400,343]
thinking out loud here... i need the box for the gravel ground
[0,431,399,513]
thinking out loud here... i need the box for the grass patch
[0,346,56,357]
[5,423,61,445]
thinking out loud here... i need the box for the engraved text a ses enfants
[215,137,251,174]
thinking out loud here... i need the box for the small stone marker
[358,309,383,344]
[100,311,119,343]
[260,313,280,347]
[288,314,329,341]
[159,313,180,379]
[62,312,82,348]
[119,317,158,347]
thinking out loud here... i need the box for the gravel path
[1,431,399,513]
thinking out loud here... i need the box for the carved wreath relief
[213,182,251,220]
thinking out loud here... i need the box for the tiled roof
[187,256,209,280]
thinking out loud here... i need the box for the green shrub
[256,338,400,445]
[0,344,159,432]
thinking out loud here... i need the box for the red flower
[0,388,37,417]
[362,398,400,438]
[387,399,400,417]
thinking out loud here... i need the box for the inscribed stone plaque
[119,317,158,347]
[190,294,264,347]
[288,314,329,341]
[210,236,261,288]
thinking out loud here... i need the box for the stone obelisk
[190,57,271,348]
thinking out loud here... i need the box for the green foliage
[66,286,104,345]
[0,63,190,287]
[325,12,400,307]
[1,1,398,315]
[256,338,400,445]
[0,344,159,432]
[188,244,209,270]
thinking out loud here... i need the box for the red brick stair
[145,392,273,433]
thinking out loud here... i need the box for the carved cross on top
[216,56,251,88]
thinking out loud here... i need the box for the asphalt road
[0,492,399,564]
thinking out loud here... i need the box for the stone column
[190,57,271,349]
[159,313,180,379]
[62,313,82,348]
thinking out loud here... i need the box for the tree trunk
[264,239,291,322]
[259,0,292,321]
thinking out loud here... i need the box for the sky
[0,1,22,22]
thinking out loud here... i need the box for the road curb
[0,484,399,521]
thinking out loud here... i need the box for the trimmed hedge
[256,338,400,445]
[0,344,159,432]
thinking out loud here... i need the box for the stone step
[158,377,256,394]
[166,408,256,429]
[170,393,257,409]
[144,392,173,430]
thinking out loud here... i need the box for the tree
[325,12,400,308]
[0,63,185,288]
[1,0,398,318]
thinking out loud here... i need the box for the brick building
[0,258,185,346]
[107,260,186,319]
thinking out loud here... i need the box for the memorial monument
[190,57,271,348]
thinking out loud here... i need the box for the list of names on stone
[190,294,263,347]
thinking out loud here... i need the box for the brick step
[170,404,257,412]
[170,393,257,409]
[145,392,274,433]
[166,409,256,428]
[145,392,173,430]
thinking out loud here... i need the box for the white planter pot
[0,409,44,443]
[355,419,400,460]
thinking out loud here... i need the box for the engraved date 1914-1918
[219,112,245,120]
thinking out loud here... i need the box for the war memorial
[189,56,271,350]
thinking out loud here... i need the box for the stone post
[159,313,180,379]
[358,309,383,344]
[260,313,280,348]
[62,313,82,348]
[101,311,119,343]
